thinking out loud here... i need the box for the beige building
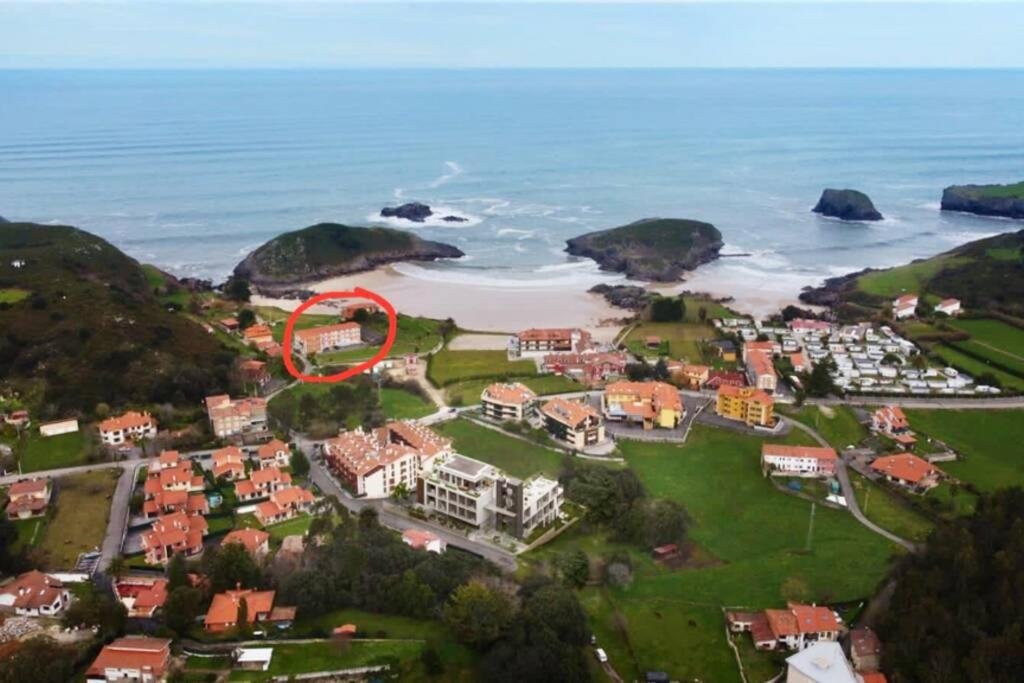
[204,395,268,438]
[539,398,605,449]
[293,322,361,355]
[481,382,537,421]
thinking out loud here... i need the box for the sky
[1,1,1022,69]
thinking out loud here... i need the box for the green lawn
[307,314,442,364]
[435,418,564,478]
[530,425,900,682]
[38,469,119,569]
[226,640,423,682]
[848,472,934,542]
[428,350,537,386]
[905,409,1024,492]
[856,255,969,298]
[946,318,1024,376]
[783,405,868,450]
[930,344,1024,391]
[11,515,48,553]
[444,374,582,406]
[20,430,89,472]
[623,321,716,362]
[0,287,30,304]
[380,387,435,419]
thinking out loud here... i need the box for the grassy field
[623,321,715,362]
[37,469,119,569]
[225,640,423,682]
[308,314,443,365]
[20,430,89,472]
[947,318,1024,376]
[782,405,868,450]
[443,374,581,406]
[848,472,934,542]
[380,387,435,419]
[529,425,900,682]
[435,418,564,478]
[428,349,537,386]
[856,255,969,298]
[929,344,1024,391]
[905,409,1024,492]
[0,287,31,304]
[11,515,48,553]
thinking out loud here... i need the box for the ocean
[1,68,1022,297]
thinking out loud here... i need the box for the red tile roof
[871,453,939,484]
[86,637,171,678]
[482,382,537,406]
[99,411,155,433]
[7,478,48,497]
[762,444,838,462]
[541,398,602,428]
[222,528,270,555]
[0,571,65,611]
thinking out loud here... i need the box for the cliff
[565,218,723,282]
[812,189,883,221]
[941,182,1024,220]
[234,223,464,289]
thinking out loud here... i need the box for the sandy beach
[251,266,629,342]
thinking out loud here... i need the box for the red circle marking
[281,287,398,383]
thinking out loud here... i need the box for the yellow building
[715,384,775,427]
[602,381,683,430]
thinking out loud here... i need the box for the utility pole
[805,502,816,552]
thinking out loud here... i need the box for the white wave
[367,206,483,229]
[391,260,626,290]
[936,229,1001,246]
[496,228,536,239]
[917,201,942,211]
[427,161,463,189]
[513,243,527,254]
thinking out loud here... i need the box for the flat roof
[442,454,491,478]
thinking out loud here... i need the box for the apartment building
[204,394,268,438]
[481,382,537,421]
[761,444,838,477]
[540,351,628,384]
[602,381,684,430]
[293,322,361,355]
[539,398,606,448]
[509,327,592,359]
[715,384,775,427]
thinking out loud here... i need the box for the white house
[935,298,961,316]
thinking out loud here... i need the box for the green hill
[0,222,234,417]
[234,223,464,289]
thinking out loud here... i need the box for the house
[745,349,778,393]
[219,317,240,332]
[204,588,290,632]
[235,466,292,502]
[727,602,844,651]
[140,512,208,565]
[39,417,79,437]
[99,411,157,446]
[143,452,204,505]
[743,340,778,362]
[602,381,684,430]
[715,384,775,427]
[341,302,379,320]
[402,529,446,554]
[85,637,172,683]
[892,294,918,320]
[254,486,315,525]
[243,324,274,345]
[150,449,184,473]
[935,298,961,316]
[481,382,537,421]
[114,577,169,618]
[539,398,606,448]
[419,453,563,539]
[323,422,451,499]
[205,394,268,438]
[142,489,209,519]
[257,438,291,469]
[235,648,274,672]
[5,477,51,520]
[0,570,70,616]
[3,409,30,428]
[849,626,882,673]
[788,352,810,374]
[762,445,838,477]
[541,351,628,384]
[256,340,283,357]
[293,322,362,355]
[222,528,271,559]
[709,339,738,362]
[509,328,592,359]
[870,406,916,448]
[237,359,270,388]
[212,446,247,480]
[706,370,747,389]
[870,454,941,492]
[673,364,710,390]
[785,641,858,683]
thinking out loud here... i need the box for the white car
[595,648,608,663]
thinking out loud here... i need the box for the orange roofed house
[727,602,845,651]
[242,323,274,345]
[0,570,70,616]
[761,444,838,478]
[255,486,316,525]
[293,322,362,355]
[257,438,291,470]
[715,384,775,428]
[235,466,292,502]
[86,637,171,683]
[205,394,268,438]
[5,477,51,520]
[602,381,684,430]
[204,587,294,632]
[481,382,537,421]
[98,411,157,446]
[539,398,605,449]
[323,421,452,499]
[870,454,942,493]
[509,327,592,359]
[140,512,208,565]
[212,446,247,481]
[541,351,629,385]
[222,528,271,559]
[114,577,169,618]
[143,451,206,518]
[871,406,916,449]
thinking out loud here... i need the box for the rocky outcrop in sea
[812,189,883,221]
[380,202,467,223]
[941,183,1024,220]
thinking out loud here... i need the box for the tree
[558,550,590,589]
[653,358,669,381]
[420,644,444,676]
[444,581,515,649]
[803,354,838,398]
[0,637,76,683]
[166,551,189,590]
[698,306,708,322]
[107,555,127,578]
[224,277,251,302]
[237,308,256,329]
[62,585,126,639]
[290,448,310,477]
[164,586,204,635]
[236,596,250,636]
[358,506,379,533]
[650,296,684,322]
[204,542,260,594]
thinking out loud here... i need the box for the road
[784,418,917,552]
[0,459,127,486]
[99,462,143,573]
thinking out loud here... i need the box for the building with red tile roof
[402,529,446,554]
[113,577,169,618]
[871,406,916,448]
[212,446,247,481]
[481,382,537,421]
[935,298,961,316]
[98,411,157,446]
[762,444,838,477]
[235,466,292,502]
[745,349,778,393]
[203,588,282,632]
[5,477,51,520]
[0,570,70,616]
[257,438,291,469]
[788,319,832,334]
[510,328,592,358]
[539,398,605,449]
[242,324,274,345]
[870,454,941,492]
[142,489,209,519]
[541,351,628,385]
[715,384,775,427]
[205,394,268,438]
[254,486,315,526]
[85,637,171,683]
[140,512,208,565]
[727,602,844,651]
[293,322,362,355]
[222,528,271,559]
[237,359,270,388]
[341,302,379,320]
[705,370,747,389]
[602,381,684,430]
[849,626,882,673]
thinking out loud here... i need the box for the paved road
[0,459,128,486]
[784,418,917,552]
[99,462,143,573]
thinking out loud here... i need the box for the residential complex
[212,446,247,480]
[236,466,292,502]
[254,485,315,525]
[539,398,606,448]
[508,327,591,359]
[293,322,362,355]
[205,394,268,438]
[480,382,536,421]
[761,444,838,478]
[98,411,157,446]
[540,351,628,384]
[602,381,684,430]
[745,347,778,394]
[715,384,775,427]
[727,602,845,651]
[222,528,271,559]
